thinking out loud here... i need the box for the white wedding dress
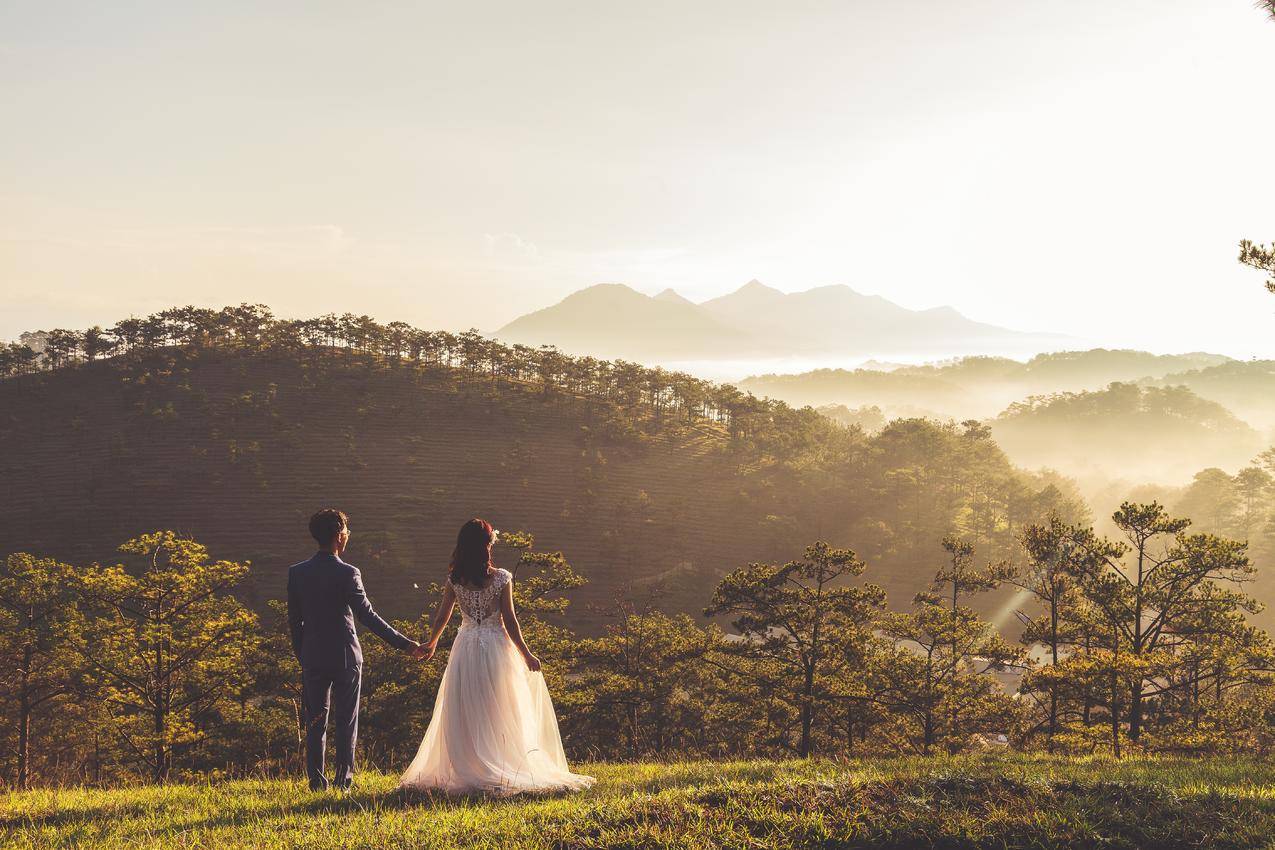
[399,568,595,796]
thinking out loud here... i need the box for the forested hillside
[991,383,1264,485]
[1146,359,1275,429]
[743,353,1273,490]
[0,306,1087,631]
[739,350,1232,421]
[5,307,1274,788]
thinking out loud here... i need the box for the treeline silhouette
[2,303,803,440]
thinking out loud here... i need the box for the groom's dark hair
[309,508,349,547]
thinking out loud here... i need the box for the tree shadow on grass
[1,767,797,841]
[0,783,578,840]
[0,799,161,832]
[589,761,801,796]
[294,784,565,815]
[12,765,803,836]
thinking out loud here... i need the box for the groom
[288,508,425,791]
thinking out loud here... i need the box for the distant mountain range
[495,281,1057,361]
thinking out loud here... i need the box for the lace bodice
[452,568,511,630]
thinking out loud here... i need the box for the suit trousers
[301,664,361,790]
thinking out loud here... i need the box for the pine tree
[706,541,884,757]
[1066,503,1257,752]
[72,532,259,782]
[874,542,1021,754]
[0,554,78,788]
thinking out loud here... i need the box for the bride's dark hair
[450,518,496,587]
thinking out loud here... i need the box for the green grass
[4,757,1275,849]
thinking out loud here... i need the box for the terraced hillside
[0,344,1085,632]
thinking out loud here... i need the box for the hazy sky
[3,1,1274,356]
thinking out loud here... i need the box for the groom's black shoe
[334,780,352,793]
[309,779,329,792]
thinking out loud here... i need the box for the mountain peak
[554,283,651,307]
[572,282,642,298]
[654,288,694,306]
[736,279,782,297]
[495,281,747,359]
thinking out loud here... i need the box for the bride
[400,518,595,796]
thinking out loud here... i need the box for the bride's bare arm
[423,582,456,661]
[499,580,541,672]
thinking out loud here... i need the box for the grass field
[4,757,1275,849]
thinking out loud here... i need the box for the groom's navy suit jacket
[287,551,413,670]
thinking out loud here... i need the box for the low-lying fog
[675,349,1275,515]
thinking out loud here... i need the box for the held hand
[410,641,432,661]
[523,652,542,673]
